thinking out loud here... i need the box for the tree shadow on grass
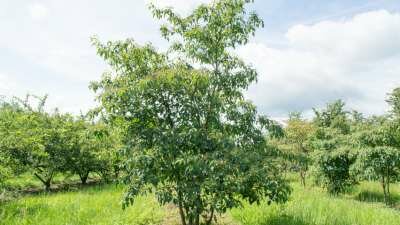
[258,214,311,225]
[1,179,105,204]
[355,190,400,208]
[21,178,102,195]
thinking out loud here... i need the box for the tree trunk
[178,204,186,225]
[188,213,193,225]
[34,172,52,191]
[386,175,391,205]
[44,179,51,191]
[381,176,388,204]
[177,190,187,225]
[79,172,89,184]
[300,170,306,187]
[206,208,214,225]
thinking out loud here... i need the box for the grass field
[1,178,399,225]
[231,182,400,225]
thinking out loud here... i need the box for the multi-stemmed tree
[284,112,315,187]
[352,89,400,204]
[91,1,290,224]
[0,95,67,190]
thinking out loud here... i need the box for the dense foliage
[0,1,400,224]
[91,1,290,224]
[276,96,400,203]
[0,95,120,191]
[284,112,315,187]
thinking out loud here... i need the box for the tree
[313,99,350,134]
[66,118,97,184]
[0,95,75,191]
[0,96,43,187]
[91,1,290,224]
[311,129,356,194]
[81,121,122,183]
[387,87,400,118]
[285,112,315,187]
[92,124,123,181]
[352,113,400,204]
[311,100,356,194]
[31,110,77,191]
[0,98,24,186]
[354,146,400,204]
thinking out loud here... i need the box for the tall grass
[230,182,400,225]
[0,184,163,225]
[1,180,399,225]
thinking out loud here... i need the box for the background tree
[0,95,76,191]
[354,146,400,204]
[313,99,350,134]
[91,1,290,224]
[350,89,400,204]
[83,122,122,183]
[66,118,98,185]
[93,124,123,181]
[0,97,26,187]
[387,87,400,118]
[285,112,315,187]
[310,100,356,194]
[0,96,44,187]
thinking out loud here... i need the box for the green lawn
[3,173,101,192]
[231,182,400,225]
[0,185,163,225]
[1,180,399,225]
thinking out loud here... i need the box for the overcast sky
[1,0,400,119]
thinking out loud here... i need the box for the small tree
[285,112,314,187]
[66,118,97,184]
[387,87,400,118]
[311,129,356,194]
[92,125,122,182]
[0,95,74,191]
[352,116,400,204]
[354,146,400,204]
[75,121,121,183]
[91,1,290,224]
[0,98,21,187]
[313,99,350,134]
[311,100,356,194]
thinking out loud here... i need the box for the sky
[1,0,400,119]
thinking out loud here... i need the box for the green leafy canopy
[91,1,290,225]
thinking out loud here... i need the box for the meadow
[2,1,400,225]
[1,175,399,225]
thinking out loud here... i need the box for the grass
[0,184,163,225]
[1,175,399,225]
[4,173,102,192]
[351,181,400,207]
[230,182,400,225]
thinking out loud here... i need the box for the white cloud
[239,10,400,117]
[286,10,400,63]
[2,1,400,118]
[28,3,48,20]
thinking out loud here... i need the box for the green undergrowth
[0,184,163,225]
[230,182,400,225]
[1,180,399,225]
